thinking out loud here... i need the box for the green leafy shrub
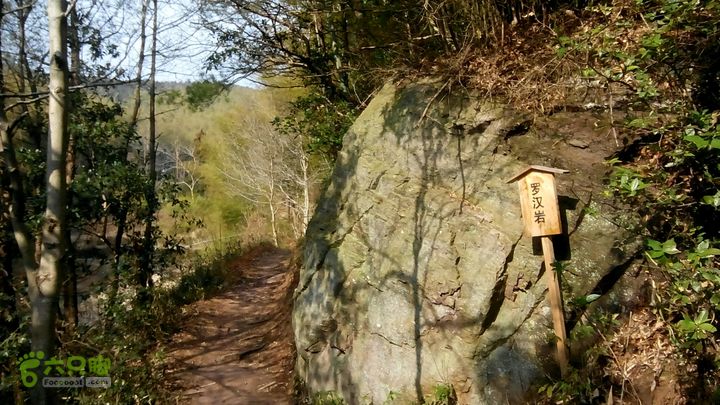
[427,383,457,405]
[538,0,720,401]
[273,92,358,160]
[185,79,226,112]
[311,391,346,405]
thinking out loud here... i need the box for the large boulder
[293,80,644,404]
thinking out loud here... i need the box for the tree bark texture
[30,0,70,402]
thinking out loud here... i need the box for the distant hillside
[97,81,224,104]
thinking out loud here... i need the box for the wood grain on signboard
[517,172,562,236]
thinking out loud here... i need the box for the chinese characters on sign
[514,170,564,237]
[18,352,112,388]
[530,182,545,224]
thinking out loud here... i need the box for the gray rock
[293,79,643,404]
[568,139,590,149]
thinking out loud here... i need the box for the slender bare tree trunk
[62,2,82,331]
[68,5,81,85]
[139,0,158,300]
[0,124,35,275]
[14,0,43,148]
[130,0,149,125]
[110,0,150,307]
[300,153,310,234]
[269,158,278,246]
[15,0,30,108]
[148,0,158,181]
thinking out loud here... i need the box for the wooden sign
[507,165,568,236]
[508,165,570,376]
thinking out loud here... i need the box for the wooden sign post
[508,165,570,376]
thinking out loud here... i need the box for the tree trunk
[269,158,278,246]
[15,0,43,148]
[29,0,69,403]
[37,0,69,363]
[139,0,158,301]
[0,81,38,307]
[0,121,36,290]
[130,0,149,126]
[62,2,82,331]
[110,0,149,306]
[301,153,310,234]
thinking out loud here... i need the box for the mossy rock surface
[294,79,644,404]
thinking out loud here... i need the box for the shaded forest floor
[165,246,296,404]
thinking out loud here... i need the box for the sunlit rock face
[293,79,644,404]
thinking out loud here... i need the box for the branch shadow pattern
[294,80,645,404]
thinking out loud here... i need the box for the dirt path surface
[166,246,296,404]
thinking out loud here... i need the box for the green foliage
[427,383,457,405]
[543,311,623,403]
[149,85,304,246]
[539,0,720,401]
[185,79,226,112]
[311,391,346,405]
[557,0,720,109]
[613,105,720,358]
[69,95,145,228]
[0,319,29,403]
[538,367,598,403]
[677,310,717,344]
[15,145,46,230]
[273,92,358,159]
[648,237,720,348]
[569,293,602,309]
[607,165,649,197]
[158,89,183,106]
[600,1,720,397]
[168,244,240,304]
[646,238,681,262]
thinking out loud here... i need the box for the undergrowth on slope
[387,0,720,402]
[464,0,720,403]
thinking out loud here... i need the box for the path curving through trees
[167,246,296,404]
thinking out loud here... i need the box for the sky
[123,0,217,82]
[127,0,256,86]
[0,0,250,84]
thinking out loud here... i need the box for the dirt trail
[166,246,296,404]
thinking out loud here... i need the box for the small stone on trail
[569,139,590,149]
